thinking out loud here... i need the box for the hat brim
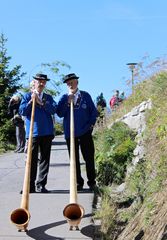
[33,76,50,81]
[63,76,79,83]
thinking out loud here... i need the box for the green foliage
[96,92,106,117]
[119,203,139,223]
[127,159,146,198]
[95,191,117,239]
[151,72,167,99]
[95,122,137,185]
[40,61,71,97]
[145,154,167,197]
[55,122,64,135]
[156,123,167,140]
[22,61,71,97]
[0,33,25,150]
[143,198,156,225]
[95,156,114,186]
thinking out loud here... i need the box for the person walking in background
[19,73,57,193]
[118,91,125,103]
[8,94,25,153]
[109,90,119,111]
[57,73,98,191]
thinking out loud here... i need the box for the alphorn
[63,98,85,230]
[10,97,36,231]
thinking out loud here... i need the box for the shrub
[94,190,117,239]
[54,122,63,135]
[95,122,137,185]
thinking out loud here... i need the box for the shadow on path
[42,188,94,194]
[50,163,70,167]
[52,141,66,146]
[50,162,85,167]
[26,213,93,240]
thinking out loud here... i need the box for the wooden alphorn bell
[10,97,36,232]
[63,97,85,230]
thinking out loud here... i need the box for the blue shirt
[57,90,98,139]
[19,92,57,138]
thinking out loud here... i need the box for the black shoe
[36,186,49,193]
[17,148,24,153]
[14,148,20,153]
[77,185,83,191]
[89,184,97,191]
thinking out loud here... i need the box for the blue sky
[1,0,167,105]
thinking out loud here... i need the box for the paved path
[0,135,97,240]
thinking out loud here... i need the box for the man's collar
[74,89,80,96]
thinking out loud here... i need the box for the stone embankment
[119,99,152,175]
[108,99,152,188]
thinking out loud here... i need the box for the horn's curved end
[63,203,84,230]
[10,208,30,232]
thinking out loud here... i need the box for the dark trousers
[16,125,25,150]
[66,131,96,187]
[30,136,53,188]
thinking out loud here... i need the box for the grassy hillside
[94,71,167,240]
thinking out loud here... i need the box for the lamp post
[126,63,137,92]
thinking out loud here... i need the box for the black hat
[63,73,79,83]
[33,73,50,81]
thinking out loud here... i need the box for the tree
[41,61,71,96]
[96,92,107,121]
[21,61,71,97]
[0,33,25,150]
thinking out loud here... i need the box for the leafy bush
[95,122,137,185]
[54,122,63,135]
